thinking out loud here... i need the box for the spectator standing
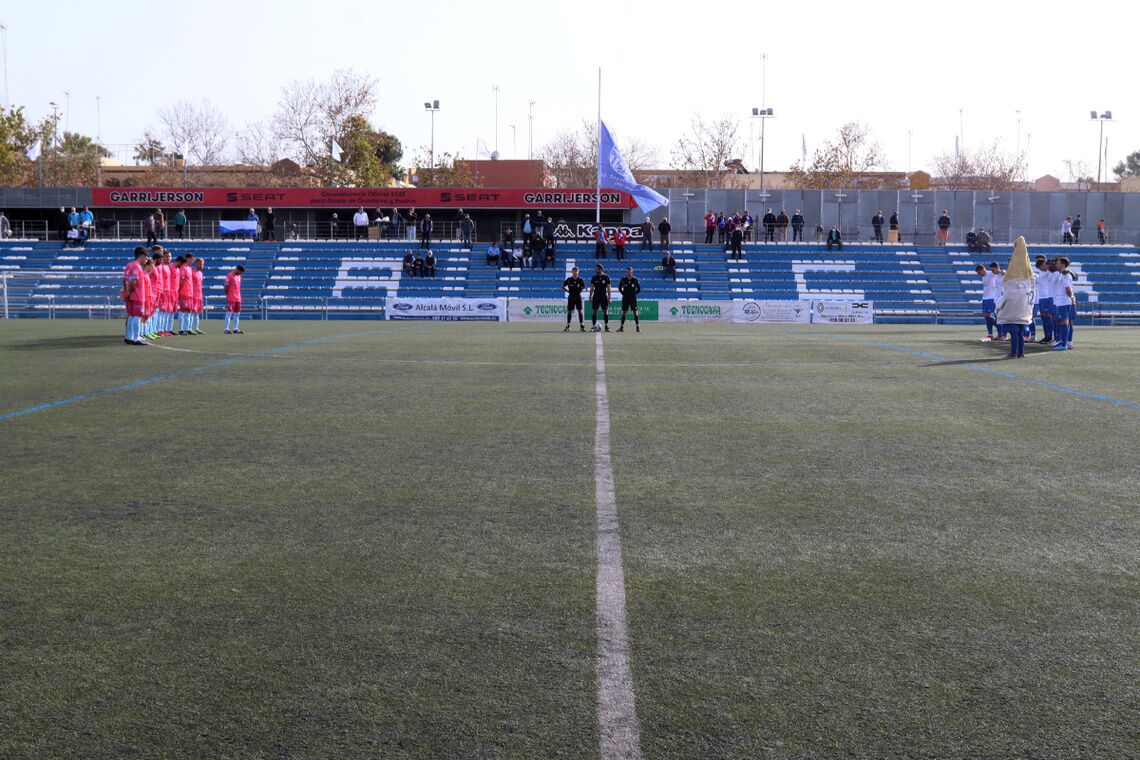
[0,210,10,239]
[594,225,608,259]
[173,209,187,239]
[1071,214,1082,243]
[353,207,370,241]
[67,207,80,228]
[657,217,671,252]
[826,226,843,251]
[459,213,475,250]
[155,208,167,240]
[521,213,534,248]
[79,206,95,238]
[936,209,951,244]
[762,208,777,243]
[730,224,744,260]
[419,214,433,249]
[790,209,805,241]
[872,210,884,243]
[502,226,515,256]
[329,212,339,239]
[246,208,259,241]
[613,227,627,260]
[1096,218,1107,244]
[145,213,157,246]
[716,212,727,245]
[704,210,716,244]
[889,210,899,241]
[264,207,276,242]
[640,218,653,251]
[405,208,417,241]
[776,209,789,241]
[389,208,402,239]
[542,216,555,249]
[1061,216,1073,244]
[532,235,545,269]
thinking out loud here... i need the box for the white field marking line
[151,343,911,369]
[593,331,641,760]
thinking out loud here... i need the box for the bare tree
[272,69,377,169]
[929,142,1023,190]
[1063,159,1094,190]
[670,114,746,189]
[158,99,230,165]
[785,122,892,189]
[236,120,281,166]
[540,120,659,188]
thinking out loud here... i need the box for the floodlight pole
[910,192,923,244]
[834,191,847,233]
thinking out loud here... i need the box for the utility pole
[528,100,535,160]
[493,85,500,154]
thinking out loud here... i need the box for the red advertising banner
[90,187,636,209]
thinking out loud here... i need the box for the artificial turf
[1,319,1136,758]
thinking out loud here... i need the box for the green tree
[408,149,481,188]
[0,105,39,185]
[1112,150,1140,180]
[333,114,403,186]
[134,131,172,165]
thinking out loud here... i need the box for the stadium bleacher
[2,239,1138,323]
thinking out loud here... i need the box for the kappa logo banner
[386,297,506,321]
[732,300,813,324]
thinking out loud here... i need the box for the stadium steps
[914,247,975,322]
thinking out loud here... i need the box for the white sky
[3,0,1138,182]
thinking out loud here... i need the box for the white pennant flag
[26,139,41,161]
[331,138,344,162]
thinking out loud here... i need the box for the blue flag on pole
[598,120,668,214]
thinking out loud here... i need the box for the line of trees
[2,78,1135,190]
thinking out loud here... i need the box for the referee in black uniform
[562,266,587,332]
[589,264,612,332]
[617,266,641,332]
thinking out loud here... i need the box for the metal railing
[0,220,50,240]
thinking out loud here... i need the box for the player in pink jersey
[177,253,197,334]
[152,246,170,336]
[191,258,206,334]
[143,254,161,339]
[120,246,149,345]
[223,264,245,334]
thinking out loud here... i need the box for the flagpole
[596,67,601,226]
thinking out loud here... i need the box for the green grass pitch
[1,319,1137,758]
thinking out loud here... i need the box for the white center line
[594,331,641,759]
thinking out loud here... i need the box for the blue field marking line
[0,329,383,422]
[862,338,1140,411]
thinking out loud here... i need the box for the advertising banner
[810,300,874,324]
[91,187,635,210]
[508,298,659,322]
[657,300,733,323]
[732,299,813,324]
[386,297,506,321]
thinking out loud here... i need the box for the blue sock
[985,315,995,335]
[1067,320,1074,343]
[1042,314,1052,341]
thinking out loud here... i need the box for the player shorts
[566,296,583,310]
[1038,297,1054,313]
[982,298,996,314]
[591,297,609,313]
[621,297,638,311]
[1055,303,1073,320]
[227,301,242,313]
[179,296,195,311]
[125,299,146,317]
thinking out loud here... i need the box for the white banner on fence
[508,299,575,322]
[386,297,506,321]
[657,300,733,323]
[732,299,813,323]
[810,300,874,324]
